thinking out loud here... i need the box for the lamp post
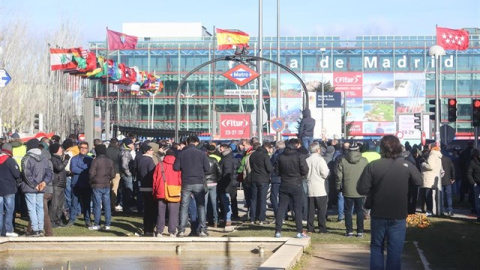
[428,45,446,147]
[181,92,195,131]
[276,0,281,142]
[320,48,326,137]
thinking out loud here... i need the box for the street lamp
[180,92,195,131]
[320,47,326,137]
[428,45,446,147]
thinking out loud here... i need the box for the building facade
[87,25,480,141]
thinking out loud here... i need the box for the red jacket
[153,155,182,199]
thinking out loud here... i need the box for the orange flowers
[406,214,431,229]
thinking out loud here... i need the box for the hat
[49,143,61,155]
[326,145,335,154]
[123,138,134,147]
[1,143,13,156]
[206,145,216,152]
[349,142,359,151]
[26,139,40,151]
[62,138,74,150]
[95,144,107,156]
[11,133,20,139]
[140,144,152,153]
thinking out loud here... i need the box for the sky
[1,0,479,46]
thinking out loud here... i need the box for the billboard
[218,113,251,139]
[333,72,363,98]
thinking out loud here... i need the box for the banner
[219,113,251,139]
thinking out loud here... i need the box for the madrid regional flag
[50,48,83,71]
[436,27,469,50]
[107,29,138,50]
[216,28,250,50]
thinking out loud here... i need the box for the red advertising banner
[219,113,251,139]
[348,121,363,136]
[333,72,363,98]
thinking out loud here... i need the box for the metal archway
[174,55,309,141]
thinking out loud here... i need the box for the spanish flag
[216,28,250,50]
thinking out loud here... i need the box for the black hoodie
[0,153,20,196]
[298,109,315,138]
[274,146,309,185]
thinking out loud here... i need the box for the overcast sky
[2,0,479,44]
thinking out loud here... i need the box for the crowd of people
[1,126,480,269]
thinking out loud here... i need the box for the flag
[107,29,138,50]
[50,48,83,70]
[216,28,250,50]
[436,27,469,50]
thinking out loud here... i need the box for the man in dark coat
[248,142,274,224]
[106,138,122,211]
[136,144,157,236]
[298,109,315,152]
[218,144,238,226]
[441,153,455,217]
[0,143,21,237]
[49,143,69,227]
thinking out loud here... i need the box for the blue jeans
[338,192,344,220]
[370,218,406,270]
[65,176,74,212]
[25,193,44,232]
[205,185,218,224]
[0,194,15,235]
[474,184,480,218]
[92,188,111,226]
[220,193,232,222]
[442,185,453,213]
[250,181,269,222]
[178,184,206,234]
[270,182,281,218]
[302,136,314,153]
[302,179,308,220]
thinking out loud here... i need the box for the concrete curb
[259,237,311,270]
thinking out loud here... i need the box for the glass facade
[88,29,480,139]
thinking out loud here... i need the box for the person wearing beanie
[49,143,69,228]
[88,143,115,231]
[204,144,222,227]
[136,142,156,236]
[20,138,53,236]
[335,142,368,237]
[120,137,135,212]
[0,143,21,237]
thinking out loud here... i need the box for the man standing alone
[357,135,422,270]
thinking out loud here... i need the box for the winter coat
[249,147,273,184]
[306,153,330,197]
[136,154,156,190]
[173,144,210,185]
[51,154,68,188]
[441,155,455,186]
[270,148,284,184]
[421,150,443,189]
[70,154,92,189]
[357,157,423,219]
[120,147,134,177]
[205,155,222,185]
[218,149,238,194]
[0,153,20,196]
[298,109,315,138]
[467,157,480,185]
[336,151,368,198]
[274,146,309,186]
[89,154,115,189]
[153,155,182,199]
[106,145,122,174]
[20,149,53,193]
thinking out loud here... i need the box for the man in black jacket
[218,144,238,226]
[0,143,21,237]
[357,135,422,270]
[136,144,157,236]
[249,142,273,224]
[174,135,210,237]
[298,109,315,152]
[205,145,222,227]
[441,152,455,217]
[274,140,309,238]
[88,144,115,230]
[49,144,69,227]
[106,138,122,212]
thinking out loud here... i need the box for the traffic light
[413,112,422,130]
[428,99,436,120]
[33,113,43,131]
[447,98,457,122]
[473,99,480,127]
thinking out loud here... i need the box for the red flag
[436,27,469,50]
[107,29,138,50]
[50,48,83,71]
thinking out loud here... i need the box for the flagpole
[257,0,264,142]
[105,27,111,141]
[211,26,216,139]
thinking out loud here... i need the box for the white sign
[0,69,12,87]
[224,89,258,96]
